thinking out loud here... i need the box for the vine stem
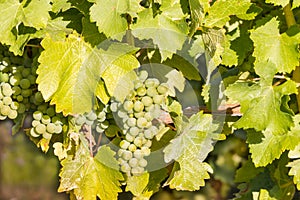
[283,3,300,111]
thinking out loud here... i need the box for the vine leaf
[235,154,295,200]
[58,145,124,200]
[265,0,289,7]
[90,0,142,39]
[287,159,300,190]
[203,0,260,28]
[132,0,188,61]
[225,62,297,136]
[0,0,51,54]
[163,112,223,190]
[125,169,168,199]
[37,33,139,115]
[188,0,209,35]
[292,0,300,9]
[250,18,300,73]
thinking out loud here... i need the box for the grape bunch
[112,70,169,176]
[0,83,19,120]
[30,105,66,140]
[0,44,38,118]
[75,104,120,138]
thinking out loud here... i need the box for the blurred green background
[0,120,67,200]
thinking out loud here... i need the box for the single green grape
[136,87,147,96]
[157,83,169,94]
[129,127,140,137]
[110,102,119,112]
[3,96,12,105]
[54,124,63,134]
[46,107,56,117]
[43,132,52,140]
[32,120,40,127]
[35,123,46,134]
[125,134,134,142]
[134,101,144,112]
[120,163,131,173]
[2,83,13,96]
[21,89,32,98]
[146,87,158,97]
[104,125,119,137]
[122,150,133,160]
[144,129,154,139]
[30,128,40,137]
[120,140,130,149]
[128,144,137,152]
[141,147,151,156]
[12,86,21,95]
[75,115,86,126]
[19,79,31,89]
[126,117,137,127]
[134,137,143,147]
[1,105,10,116]
[128,158,139,168]
[8,110,18,119]
[134,111,144,118]
[138,158,148,168]
[21,68,31,78]
[123,100,134,111]
[33,111,43,121]
[0,73,9,82]
[10,102,19,110]
[133,150,143,159]
[137,117,147,128]
[41,115,51,124]
[46,123,56,134]
[86,111,97,121]
[141,96,153,107]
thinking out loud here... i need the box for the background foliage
[1,0,300,199]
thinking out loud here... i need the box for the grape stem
[283,3,300,112]
[83,124,95,157]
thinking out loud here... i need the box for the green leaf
[265,0,289,7]
[82,17,107,46]
[0,0,51,54]
[51,0,71,12]
[287,159,300,190]
[132,3,188,61]
[126,173,152,199]
[203,0,259,28]
[292,0,300,9]
[163,112,223,190]
[90,0,142,39]
[235,159,264,183]
[250,18,300,73]
[102,55,139,102]
[58,144,124,200]
[188,0,210,35]
[37,33,139,115]
[225,62,297,135]
[165,69,185,96]
[247,129,300,167]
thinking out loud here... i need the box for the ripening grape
[112,70,170,176]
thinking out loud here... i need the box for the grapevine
[1,0,300,200]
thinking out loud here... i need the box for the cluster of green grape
[30,106,65,140]
[0,83,19,120]
[75,104,120,138]
[0,45,38,118]
[112,70,169,176]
